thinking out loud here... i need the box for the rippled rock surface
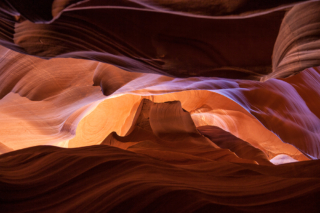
[1,0,320,212]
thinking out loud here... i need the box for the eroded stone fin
[198,125,272,165]
[102,99,259,165]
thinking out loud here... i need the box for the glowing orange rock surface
[1,0,320,212]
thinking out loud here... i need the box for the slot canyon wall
[1,0,320,212]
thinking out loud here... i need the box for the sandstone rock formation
[1,0,320,212]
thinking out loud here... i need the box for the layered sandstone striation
[1,0,320,212]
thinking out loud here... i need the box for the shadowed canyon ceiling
[1,0,320,212]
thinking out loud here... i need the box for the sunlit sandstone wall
[2,1,320,161]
